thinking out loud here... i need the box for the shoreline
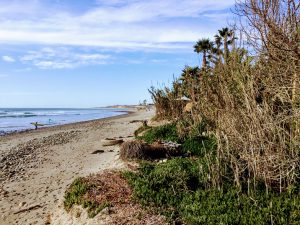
[0,108,154,225]
[0,109,135,139]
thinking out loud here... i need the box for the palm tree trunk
[202,51,207,68]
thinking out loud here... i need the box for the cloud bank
[20,47,111,69]
[0,0,235,50]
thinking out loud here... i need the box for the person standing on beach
[32,122,38,130]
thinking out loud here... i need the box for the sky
[0,0,235,108]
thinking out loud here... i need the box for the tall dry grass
[149,0,300,192]
[149,82,186,120]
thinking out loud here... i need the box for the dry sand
[0,109,154,225]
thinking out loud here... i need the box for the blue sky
[0,0,235,108]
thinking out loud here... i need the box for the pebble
[0,130,81,181]
[19,202,26,207]
[100,207,111,215]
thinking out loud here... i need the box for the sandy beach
[0,109,154,225]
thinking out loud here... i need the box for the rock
[100,207,111,215]
[158,159,168,164]
[19,202,26,207]
[0,187,8,196]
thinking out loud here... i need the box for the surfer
[33,122,38,130]
[31,122,44,130]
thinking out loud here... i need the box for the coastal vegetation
[125,0,300,224]
[64,0,300,223]
[64,172,130,218]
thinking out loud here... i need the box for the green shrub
[64,178,88,210]
[83,201,111,218]
[182,136,217,157]
[137,123,217,158]
[125,159,199,206]
[181,189,300,225]
[134,124,151,137]
[137,123,180,144]
[125,158,300,224]
[64,178,110,218]
[124,158,212,221]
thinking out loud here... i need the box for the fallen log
[14,204,42,214]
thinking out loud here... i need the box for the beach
[0,109,154,225]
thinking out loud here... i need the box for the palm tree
[214,34,222,49]
[209,35,223,63]
[180,66,200,102]
[180,66,199,86]
[181,66,199,78]
[218,28,230,61]
[194,38,213,68]
[217,27,236,62]
[208,47,222,64]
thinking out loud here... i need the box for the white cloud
[75,53,111,61]
[20,47,111,69]
[86,0,234,24]
[151,59,168,63]
[2,55,15,62]
[33,61,74,70]
[0,0,235,50]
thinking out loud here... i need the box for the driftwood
[129,120,148,126]
[91,150,105,154]
[14,204,42,214]
[129,120,143,123]
[101,138,124,146]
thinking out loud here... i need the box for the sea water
[0,108,128,134]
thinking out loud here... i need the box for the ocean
[0,108,128,135]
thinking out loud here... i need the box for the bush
[136,123,217,158]
[120,140,147,160]
[64,178,104,218]
[137,123,180,144]
[125,158,300,224]
[64,178,88,210]
[181,189,300,225]
[181,136,217,157]
[64,172,133,218]
[125,159,197,204]
[134,124,151,137]
[120,140,166,160]
[124,158,202,221]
